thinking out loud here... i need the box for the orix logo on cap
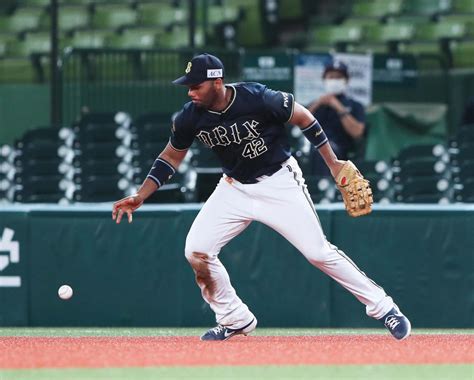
[185,62,192,73]
[207,69,223,78]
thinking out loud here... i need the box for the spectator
[307,60,366,175]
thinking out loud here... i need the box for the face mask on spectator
[324,79,347,94]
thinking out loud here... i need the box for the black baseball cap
[323,60,349,79]
[172,53,225,86]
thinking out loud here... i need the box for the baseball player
[112,53,411,341]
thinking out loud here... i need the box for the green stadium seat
[109,28,162,49]
[7,31,51,56]
[349,43,389,54]
[452,0,474,12]
[0,7,45,34]
[308,24,363,49]
[403,0,452,16]
[342,17,380,27]
[158,26,204,48]
[137,3,187,28]
[386,15,432,25]
[207,5,240,26]
[397,41,442,55]
[364,23,415,43]
[352,0,404,19]
[415,20,469,41]
[451,40,474,68]
[91,4,137,31]
[69,29,113,48]
[40,5,90,33]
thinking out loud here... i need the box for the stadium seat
[308,24,363,50]
[15,157,62,176]
[304,174,337,204]
[394,176,450,203]
[415,20,469,41]
[351,0,404,19]
[395,143,447,162]
[403,0,452,16]
[453,178,474,202]
[14,174,64,203]
[158,26,204,48]
[363,23,415,45]
[7,31,51,57]
[74,157,121,176]
[91,4,137,31]
[132,113,172,142]
[0,7,45,34]
[394,157,448,180]
[137,3,187,29]
[41,5,90,33]
[109,28,162,49]
[73,174,124,202]
[452,0,474,13]
[69,29,113,48]
[207,5,240,26]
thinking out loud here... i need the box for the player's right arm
[112,143,188,224]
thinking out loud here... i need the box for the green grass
[0,365,472,380]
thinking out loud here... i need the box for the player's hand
[112,194,144,224]
[319,94,343,110]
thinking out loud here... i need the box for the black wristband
[301,119,328,149]
[147,158,176,188]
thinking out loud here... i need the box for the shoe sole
[223,318,258,341]
[398,318,412,341]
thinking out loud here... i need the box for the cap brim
[172,75,203,86]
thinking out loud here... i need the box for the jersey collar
[207,84,236,115]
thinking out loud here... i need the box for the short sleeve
[169,108,195,151]
[351,101,366,124]
[262,88,295,123]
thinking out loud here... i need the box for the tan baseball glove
[335,160,373,217]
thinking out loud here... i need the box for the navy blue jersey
[312,94,365,157]
[170,82,295,183]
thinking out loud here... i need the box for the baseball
[58,285,73,300]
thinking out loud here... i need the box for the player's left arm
[289,102,345,178]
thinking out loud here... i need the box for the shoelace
[211,325,225,335]
[385,315,401,330]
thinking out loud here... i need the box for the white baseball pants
[185,156,394,328]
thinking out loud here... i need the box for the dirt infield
[1,335,472,369]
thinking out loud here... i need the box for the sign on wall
[0,228,20,287]
[294,52,373,107]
